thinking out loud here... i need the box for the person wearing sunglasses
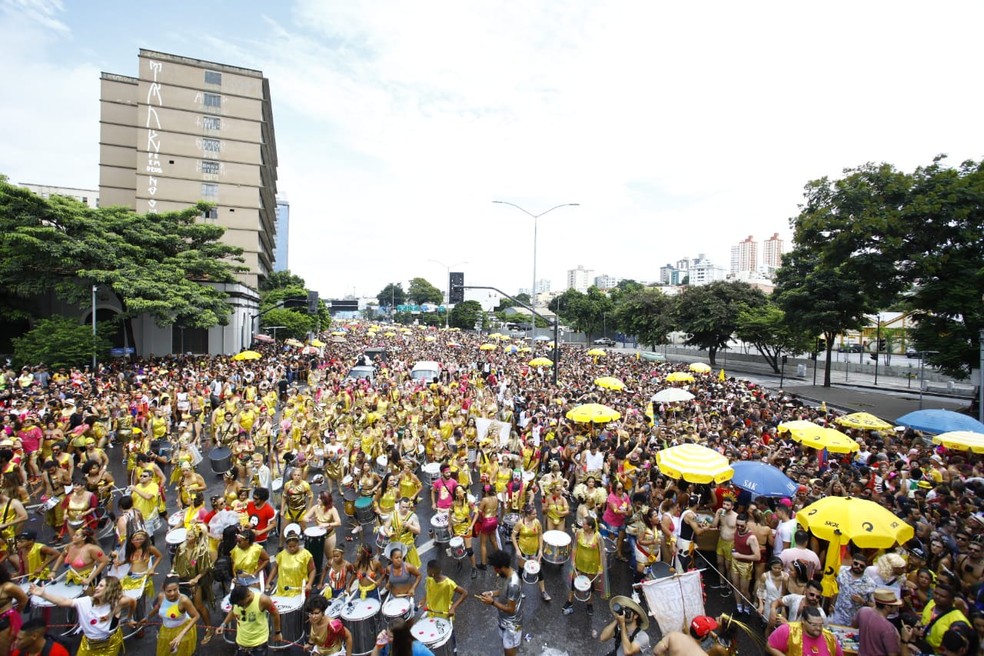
[767,605,843,656]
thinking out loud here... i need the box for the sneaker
[563,602,574,616]
[586,603,594,616]
[542,591,552,602]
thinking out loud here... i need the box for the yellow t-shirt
[275,548,313,596]
[424,575,459,619]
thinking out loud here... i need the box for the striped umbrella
[655,443,733,484]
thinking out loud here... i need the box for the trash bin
[796,364,807,377]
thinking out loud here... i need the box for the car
[906,348,921,359]
[593,337,616,347]
[345,365,375,383]
[837,344,863,353]
[411,360,441,383]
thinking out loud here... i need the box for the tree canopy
[407,277,443,305]
[673,281,767,366]
[377,283,406,308]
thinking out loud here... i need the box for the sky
[2,0,983,301]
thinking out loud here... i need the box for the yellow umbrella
[384,331,397,337]
[518,347,532,353]
[666,372,695,383]
[285,338,304,347]
[330,331,346,336]
[932,431,984,453]
[424,336,436,342]
[480,343,497,351]
[309,339,325,348]
[797,496,913,548]
[500,335,511,341]
[566,403,621,424]
[688,362,712,373]
[779,422,860,453]
[655,443,733,484]
[586,348,607,357]
[489,333,505,340]
[834,412,893,431]
[232,350,262,361]
[401,328,412,334]
[594,377,625,391]
[528,357,553,367]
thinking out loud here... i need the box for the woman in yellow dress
[230,529,269,583]
[564,516,604,616]
[543,480,570,532]
[62,478,97,538]
[449,486,478,577]
[114,529,161,603]
[373,474,399,529]
[512,504,550,600]
[170,524,214,643]
[384,497,421,568]
[322,432,346,496]
[143,576,199,656]
[280,468,312,545]
[396,461,422,504]
[268,531,315,596]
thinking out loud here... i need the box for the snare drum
[272,477,284,492]
[167,510,184,528]
[375,527,390,552]
[270,594,306,649]
[422,462,440,486]
[355,496,375,525]
[381,595,414,622]
[375,455,389,476]
[499,512,520,541]
[342,476,357,501]
[40,496,60,512]
[410,616,454,656]
[31,581,84,608]
[573,574,592,601]
[543,530,572,565]
[430,513,451,545]
[326,595,347,619]
[341,597,382,656]
[447,537,466,560]
[165,528,187,559]
[304,526,328,578]
[522,559,541,584]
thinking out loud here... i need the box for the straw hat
[608,595,649,630]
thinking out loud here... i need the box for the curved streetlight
[428,259,467,328]
[492,201,579,318]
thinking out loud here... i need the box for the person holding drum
[382,545,421,602]
[61,477,97,538]
[430,464,458,516]
[141,576,200,656]
[129,469,162,534]
[543,480,570,532]
[304,491,342,563]
[370,618,435,656]
[563,516,604,617]
[217,584,283,656]
[322,431,346,496]
[281,468,313,547]
[449,486,479,578]
[170,523,215,644]
[374,474,400,528]
[38,460,70,541]
[304,595,353,655]
[396,461,422,505]
[475,484,500,572]
[81,460,114,508]
[49,526,108,588]
[231,529,270,584]
[31,576,136,656]
[423,559,467,620]
[268,529,315,596]
[511,504,551,601]
[320,547,354,599]
[115,529,161,600]
[385,497,421,568]
[14,531,58,582]
[352,544,384,601]
[479,549,524,656]
[175,462,206,510]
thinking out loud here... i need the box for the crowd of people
[0,319,981,656]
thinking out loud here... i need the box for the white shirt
[73,596,114,640]
[774,518,798,556]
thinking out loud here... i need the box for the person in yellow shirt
[268,531,315,596]
[424,559,467,652]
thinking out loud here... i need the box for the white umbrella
[652,388,695,403]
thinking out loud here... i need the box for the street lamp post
[918,350,940,409]
[91,285,97,370]
[429,259,467,329]
[492,200,579,321]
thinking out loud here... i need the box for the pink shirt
[602,492,630,528]
[432,476,458,511]
[767,623,844,656]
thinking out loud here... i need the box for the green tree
[735,301,815,374]
[260,270,306,292]
[673,281,767,366]
[377,283,406,308]
[611,287,674,350]
[259,308,315,341]
[12,316,112,369]
[408,277,443,305]
[450,300,483,330]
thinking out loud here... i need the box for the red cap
[690,615,719,638]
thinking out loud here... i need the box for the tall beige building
[762,232,784,271]
[100,49,278,289]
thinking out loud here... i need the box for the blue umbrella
[730,461,799,498]
[895,409,984,435]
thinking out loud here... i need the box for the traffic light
[307,291,319,315]
[449,272,464,304]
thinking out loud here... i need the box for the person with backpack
[9,618,69,656]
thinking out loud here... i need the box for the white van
[411,360,440,383]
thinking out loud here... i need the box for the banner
[639,571,706,637]
[475,417,511,448]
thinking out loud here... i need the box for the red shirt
[13,640,71,656]
[246,500,275,542]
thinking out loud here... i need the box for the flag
[718,368,726,381]
[820,401,827,413]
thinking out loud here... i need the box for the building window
[202,138,221,154]
[202,183,218,198]
[203,93,221,108]
[204,70,222,86]
[202,116,221,131]
[202,207,218,220]
[201,160,220,175]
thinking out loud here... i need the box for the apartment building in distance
[99,49,279,290]
[19,183,100,208]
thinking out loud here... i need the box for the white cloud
[2,0,983,300]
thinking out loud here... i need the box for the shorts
[499,625,522,649]
[732,559,753,579]
[716,539,734,560]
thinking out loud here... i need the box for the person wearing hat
[268,528,315,596]
[651,631,708,656]
[688,615,720,651]
[853,589,902,656]
[598,594,650,655]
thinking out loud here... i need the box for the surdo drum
[543,530,572,565]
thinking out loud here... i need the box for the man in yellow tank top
[217,584,282,656]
